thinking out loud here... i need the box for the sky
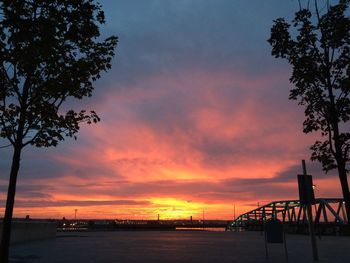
[0,0,345,220]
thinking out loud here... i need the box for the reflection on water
[176,227,226,231]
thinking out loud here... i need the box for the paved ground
[9,231,350,262]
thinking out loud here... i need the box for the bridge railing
[227,198,347,231]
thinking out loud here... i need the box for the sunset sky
[0,0,344,220]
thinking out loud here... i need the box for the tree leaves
[0,0,118,148]
[268,1,350,173]
[310,140,337,172]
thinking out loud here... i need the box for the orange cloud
[0,68,342,220]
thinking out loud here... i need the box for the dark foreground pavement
[9,231,350,263]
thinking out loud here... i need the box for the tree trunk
[337,163,350,224]
[0,144,22,263]
[331,118,350,225]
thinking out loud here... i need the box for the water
[175,227,226,231]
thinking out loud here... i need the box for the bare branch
[0,143,12,149]
[314,0,321,23]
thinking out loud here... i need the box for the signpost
[264,218,288,260]
[298,160,319,262]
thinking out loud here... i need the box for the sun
[150,198,203,220]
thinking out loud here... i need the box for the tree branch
[327,122,336,156]
[0,93,15,145]
[0,143,12,149]
[314,0,321,24]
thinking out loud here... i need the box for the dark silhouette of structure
[228,198,348,234]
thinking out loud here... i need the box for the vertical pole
[302,160,307,175]
[202,208,204,230]
[261,206,265,235]
[283,226,288,260]
[234,204,236,219]
[258,202,260,232]
[306,204,319,261]
[302,160,319,261]
[233,204,236,232]
[264,229,268,259]
[342,202,348,223]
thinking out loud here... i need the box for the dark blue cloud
[96,0,297,88]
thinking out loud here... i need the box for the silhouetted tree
[268,0,350,223]
[0,1,117,261]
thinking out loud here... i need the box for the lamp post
[234,204,236,219]
[312,185,317,215]
[298,160,318,261]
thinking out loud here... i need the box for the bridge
[227,198,349,234]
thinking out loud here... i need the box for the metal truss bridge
[227,198,348,233]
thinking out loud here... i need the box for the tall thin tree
[268,0,350,223]
[0,1,118,262]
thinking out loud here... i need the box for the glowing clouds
[0,67,334,220]
[0,0,343,220]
